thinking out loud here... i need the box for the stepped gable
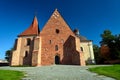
[18,16,40,37]
[41,9,75,36]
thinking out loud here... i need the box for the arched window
[25,51,28,57]
[27,38,31,46]
[56,29,60,34]
[55,45,58,51]
[55,55,60,64]
[80,47,83,51]
[49,40,52,44]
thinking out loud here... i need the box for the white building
[74,29,95,64]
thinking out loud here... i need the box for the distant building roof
[18,16,40,37]
[79,35,87,40]
[73,29,92,42]
[78,35,91,42]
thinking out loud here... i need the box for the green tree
[100,30,120,60]
[5,48,13,62]
[100,30,115,45]
[93,45,102,64]
[113,34,120,59]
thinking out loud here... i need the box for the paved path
[0,65,115,80]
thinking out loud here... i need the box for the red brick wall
[40,10,83,65]
[11,10,86,66]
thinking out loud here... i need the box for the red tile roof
[18,16,40,37]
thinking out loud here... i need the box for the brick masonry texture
[10,9,86,66]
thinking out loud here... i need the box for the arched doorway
[55,55,60,64]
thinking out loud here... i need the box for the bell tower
[11,16,40,66]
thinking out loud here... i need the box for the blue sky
[0,0,120,59]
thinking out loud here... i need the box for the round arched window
[26,38,31,46]
[80,47,83,51]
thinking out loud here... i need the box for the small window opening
[25,51,28,57]
[81,47,83,51]
[49,40,52,44]
[56,29,60,34]
[27,38,31,46]
[55,45,58,51]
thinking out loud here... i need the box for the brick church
[10,9,95,66]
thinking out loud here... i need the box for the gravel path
[0,65,115,80]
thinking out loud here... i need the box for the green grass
[89,65,120,80]
[0,70,24,80]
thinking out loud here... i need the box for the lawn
[89,65,120,80]
[0,70,24,80]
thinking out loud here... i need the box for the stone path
[0,65,115,80]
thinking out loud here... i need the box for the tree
[100,30,120,60]
[100,30,115,46]
[5,48,13,62]
[93,45,103,64]
[113,34,120,59]
[93,45,102,64]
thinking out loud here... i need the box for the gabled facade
[10,9,93,66]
